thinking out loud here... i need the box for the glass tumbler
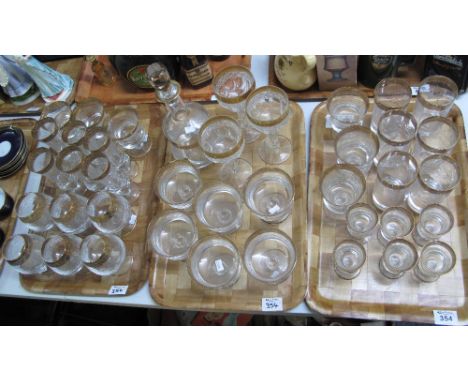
[333,239,366,280]
[413,241,456,282]
[195,182,243,234]
[212,65,260,143]
[346,203,378,242]
[3,233,47,275]
[406,155,461,213]
[245,85,291,164]
[413,75,458,123]
[370,78,412,133]
[187,235,241,288]
[376,110,417,162]
[41,234,83,276]
[80,233,127,276]
[87,191,137,235]
[61,120,89,151]
[72,98,105,128]
[335,126,379,175]
[32,117,65,153]
[50,192,91,234]
[412,204,454,247]
[379,239,418,279]
[41,101,72,128]
[55,145,86,193]
[412,117,460,162]
[154,160,202,210]
[326,87,369,133]
[372,151,418,210]
[16,192,54,232]
[320,164,366,217]
[377,207,414,246]
[147,210,198,261]
[244,229,296,284]
[107,108,152,158]
[245,168,295,223]
[198,116,250,191]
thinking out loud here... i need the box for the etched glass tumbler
[56,145,86,193]
[412,204,454,247]
[187,235,241,288]
[153,160,202,210]
[147,210,198,261]
[379,239,418,279]
[41,101,72,128]
[370,78,412,133]
[195,182,243,234]
[50,192,91,235]
[244,229,296,284]
[3,234,47,275]
[41,234,83,276]
[72,98,105,128]
[377,207,414,246]
[326,87,369,133]
[32,117,65,153]
[412,117,460,162]
[80,233,127,276]
[16,192,54,232]
[406,155,461,213]
[372,151,418,210]
[412,75,458,123]
[61,120,88,151]
[414,241,456,282]
[346,203,378,242]
[246,86,291,164]
[212,65,260,143]
[320,164,366,217]
[333,239,366,280]
[335,126,379,175]
[376,110,417,162]
[245,168,294,223]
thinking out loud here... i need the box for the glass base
[219,159,252,191]
[334,264,360,280]
[125,139,152,159]
[257,135,291,165]
[379,258,404,279]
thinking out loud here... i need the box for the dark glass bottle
[358,55,398,88]
[109,55,179,89]
[179,55,213,88]
[425,55,468,93]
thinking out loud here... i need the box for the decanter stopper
[146,62,180,104]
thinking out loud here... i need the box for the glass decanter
[146,62,210,169]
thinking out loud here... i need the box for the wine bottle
[358,55,398,88]
[109,55,179,89]
[179,55,213,88]
[425,55,468,93]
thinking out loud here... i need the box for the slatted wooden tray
[7,104,166,296]
[0,57,84,114]
[306,100,468,324]
[149,102,307,312]
[76,56,252,104]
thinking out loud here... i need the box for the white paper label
[433,310,458,325]
[108,285,129,295]
[262,297,283,312]
[215,259,224,272]
[411,86,419,96]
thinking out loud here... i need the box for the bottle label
[184,63,212,86]
[127,65,153,89]
[370,55,393,73]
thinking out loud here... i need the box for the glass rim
[107,107,140,140]
[41,234,74,267]
[245,85,289,127]
[376,151,418,190]
[417,116,460,154]
[418,154,461,193]
[327,86,369,115]
[27,146,55,174]
[83,152,111,181]
[335,126,379,162]
[213,65,256,104]
[56,145,84,173]
[419,203,454,235]
[243,228,297,284]
[80,233,114,267]
[346,202,379,228]
[417,75,459,110]
[4,233,31,265]
[41,101,71,118]
[420,241,456,274]
[16,192,49,220]
[381,207,415,236]
[198,116,245,159]
[373,77,412,110]
[84,126,111,153]
[50,192,81,223]
[377,110,417,145]
[72,97,105,126]
[61,120,87,145]
[383,238,418,270]
[32,117,58,142]
[333,239,366,272]
[320,164,366,204]
[154,159,201,200]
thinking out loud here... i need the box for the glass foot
[219,158,252,191]
[257,135,291,164]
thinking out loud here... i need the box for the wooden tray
[0,57,84,114]
[75,56,252,104]
[268,56,422,101]
[306,100,468,324]
[7,104,166,296]
[149,102,307,312]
